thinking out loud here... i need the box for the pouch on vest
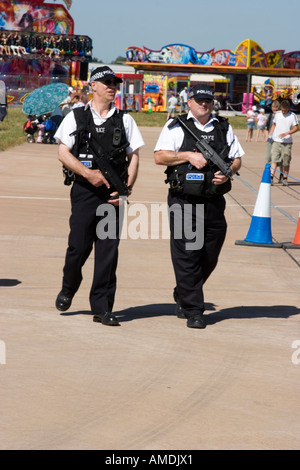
[166,165,205,196]
[166,164,231,197]
[183,170,206,196]
[181,166,206,196]
[166,114,232,198]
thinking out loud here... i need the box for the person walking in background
[166,93,178,120]
[246,105,257,142]
[265,100,280,164]
[270,100,298,185]
[255,108,267,142]
[179,87,188,113]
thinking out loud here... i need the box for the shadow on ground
[61,303,299,324]
[0,279,21,287]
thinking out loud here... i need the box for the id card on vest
[79,153,93,168]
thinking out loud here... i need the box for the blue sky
[50,0,300,63]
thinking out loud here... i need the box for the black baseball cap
[89,66,122,84]
[188,84,214,101]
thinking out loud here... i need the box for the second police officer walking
[154,84,244,329]
[54,66,144,326]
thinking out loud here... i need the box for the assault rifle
[87,132,130,197]
[169,116,233,179]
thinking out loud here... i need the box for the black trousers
[60,181,121,314]
[168,191,227,318]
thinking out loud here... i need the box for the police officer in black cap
[154,84,243,329]
[54,66,144,326]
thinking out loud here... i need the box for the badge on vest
[79,153,93,167]
[79,153,93,160]
[95,127,105,134]
[81,161,92,167]
[186,173,204,181]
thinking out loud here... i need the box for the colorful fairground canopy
[4,0,73,10]
[0,0,92,63]
[126,39,300,76]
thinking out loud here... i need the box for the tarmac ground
[1,124,300,450]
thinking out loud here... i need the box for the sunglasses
[103,79,118,86]
[194,98,213,104]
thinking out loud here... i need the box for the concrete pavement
[0,126,300,450]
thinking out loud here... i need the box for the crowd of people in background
[245,99,299,185]
[23,83,299,186]
[23,87,88,144]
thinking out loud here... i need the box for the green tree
[112,56,126,64]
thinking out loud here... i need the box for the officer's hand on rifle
[85,169,110,188]
[187,151,207,170]
[212,170,229,185]
[108,192,126,206]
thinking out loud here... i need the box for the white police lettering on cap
[196,89,214,96]
[90,70,116,81]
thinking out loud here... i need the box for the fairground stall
[126,40,300,112]
[0,0,92,106]
[141,72,190,112]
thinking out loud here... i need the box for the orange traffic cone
[283,211,300,249]
[293,213,300,245]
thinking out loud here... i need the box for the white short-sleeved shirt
[179,89,188,103]
[272,110,298,144]
[247,110,256,122]
[54,101,145,154]
[257,113,267,127]
[168,96,178,108]
[154,111,244,160]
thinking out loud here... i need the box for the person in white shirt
[246,105,257,142]
[54,66,144,326]
[255,108,267,142]
[154,83,243,329]
[179,87,188,112]
[167,93,178,119]
[72,94,85,109]
[270,100,298,185]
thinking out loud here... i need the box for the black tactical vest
[72,106,129,183]
[165,114,232,198]
[178,114,230,156]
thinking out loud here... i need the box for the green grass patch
[0,107,27,151]
[0,107,248,152]
[129,110,247,129]
[226,115,248,129]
